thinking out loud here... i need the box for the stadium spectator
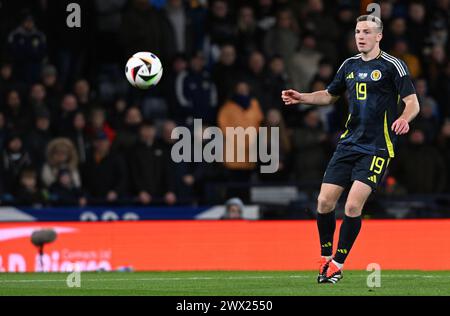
[25,108,52,169]
[119,0,175,64]
[235,5,264,61]
[113,106,143,153]
[0,133,32,193]
[108,98,128,130]
[433,0,450,18]
[391,128,447,194]
[29,83,48,115]
[163,0,194,55]
[437,120,450,192]
[254,0,276,32]
[258,108,291,182]
[218,81,264,190]
[139,88,170,124]
[165,119,218,204]
[263,8,299,64]
[49,168,86,207]
[175,51,218,125]
[435,61,450,119]
[207,0,236,48]
[413,100,440,144]
[160,119,194,202]
[414,78,440,118]
[290,33,322,93]
[383,17,408,53]
[308,79,335,133]
[264,55,290,110]
[166,53,189,123]
[93,0,127,65]
[82,131,128,204]
[244,51,269,112]
[129,120,176,205]
[427,17,448,49]
[45,0,94,89]
[7,13,47,84]
[338,35,358,65]
[299,0,339,63]
[313,58,335,84]
[426,44,447,89]
[53,94,79,136]
[212,44,241,105]
[0,62,17,101]
[40,64,62,111]
[343,28,359,57]
[86,107,116,144]
[68,111,90,164]
[185,0,209,53]
[380,0,394,24]
[73,79,94,110]
[41,138,81,188]
[221,197,244,220]
[391,40,422,79]
[335,5,357,60]
[0,112,6,153]
[4,89,30,134]
[13,167,45,207]
[406,1,427,56]
[431,0,449,38]
[291,108,328,186]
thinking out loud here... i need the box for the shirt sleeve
[326,60,347,96]
[392,59,416,99]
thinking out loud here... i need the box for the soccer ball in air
[125,52,163,89]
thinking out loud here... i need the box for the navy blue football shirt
[327,50,416,158]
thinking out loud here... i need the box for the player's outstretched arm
[281,89,339,106]
[391,94,420,135]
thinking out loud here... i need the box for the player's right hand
[281,89,302,105]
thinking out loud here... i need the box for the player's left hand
[391,118,409,135]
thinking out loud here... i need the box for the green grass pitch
[0,271,449,296]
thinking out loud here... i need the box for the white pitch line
[0,276,305,283]
[0,274,449,284]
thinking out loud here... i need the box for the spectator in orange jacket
[217,80,264,182]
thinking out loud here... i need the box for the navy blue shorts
[322,148,391,192]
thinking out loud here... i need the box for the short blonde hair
[356,15,383,33]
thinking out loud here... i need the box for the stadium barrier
[1,219,449,272]
[0,205,260,221]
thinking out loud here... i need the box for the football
[125,51,163,89]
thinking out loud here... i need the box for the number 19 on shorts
[370,156,386,174]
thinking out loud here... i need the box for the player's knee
[317,195,336,214]
[344,201,362,217]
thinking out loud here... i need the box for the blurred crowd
[0,0,449,207]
